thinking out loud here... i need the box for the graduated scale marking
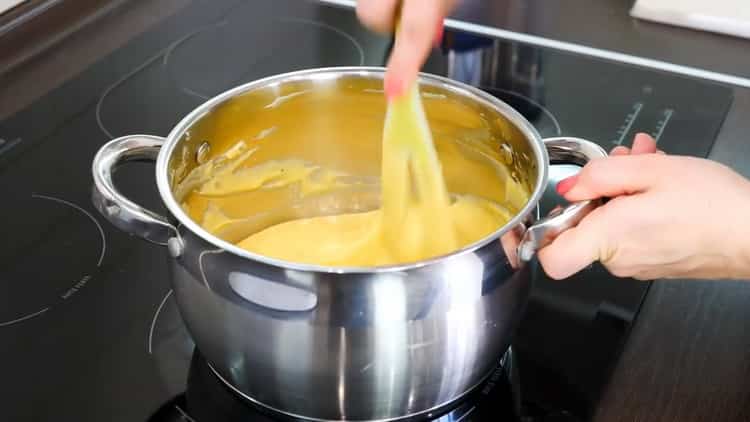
[611,103,675,146]
[651,108,674,143]
[612,102,643,146]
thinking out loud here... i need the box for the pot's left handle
[517,137,608,262]
[92,135,177,246]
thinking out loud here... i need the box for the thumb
[559,154,660,202]
[537,210,609,280]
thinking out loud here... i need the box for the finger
[610,146,630,156]
[630,133,658,154]
[385,0,442,98]
[562,154,662,201]
[538,211,608,280]
[657,149,666,155]
[356,0,399,33]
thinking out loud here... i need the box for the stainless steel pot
[91,67,605,421]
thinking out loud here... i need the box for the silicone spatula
[380,9,458,260]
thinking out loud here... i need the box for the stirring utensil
[380,9,458,260]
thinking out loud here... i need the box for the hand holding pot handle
[517,137,608,262]
[91,135,178,246]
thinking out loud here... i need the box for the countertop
[2,0,750,420]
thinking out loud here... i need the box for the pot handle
[517,137,608,262]
[91,135,177,246]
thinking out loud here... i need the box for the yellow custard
[176,81,530,267]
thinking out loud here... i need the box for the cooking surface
[0,0,733,421]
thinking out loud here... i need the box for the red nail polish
[556,175,579,195]
[434,18,444,47]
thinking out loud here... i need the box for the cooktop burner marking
[163,17,365,101]
[1,195,107,327]
[161,21,231,101]
[174,405,196,422]
[493,88,562,136]
[32,194,106,267]
[148,289,174,355]
[96,54,161,138]
[0,307,50,327]
[96,24,222,138]
[99,14,366,136]
[279,17,365,67]
[162,21,229,67]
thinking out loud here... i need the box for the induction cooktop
[0,0,732,421]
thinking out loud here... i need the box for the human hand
[356,0,458,99]
[538,134,750,281]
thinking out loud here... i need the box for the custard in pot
[175,82,531,266]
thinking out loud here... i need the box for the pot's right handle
[517,137,608,262]
[92,135,178,246]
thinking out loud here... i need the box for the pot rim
[155,66,549,274]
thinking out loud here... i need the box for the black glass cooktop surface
[0,0,733,421]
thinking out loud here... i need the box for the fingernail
[385,75,404,100]
[434,18,444,47]
[556,175,579,195]
[635,132,655,142]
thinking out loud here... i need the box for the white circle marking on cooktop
[0,194,107,327]
[492,88,562,136]
[32,194,106,267]
[148,289,174,355]
[95,23,224,138]
[163,17,366,101]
